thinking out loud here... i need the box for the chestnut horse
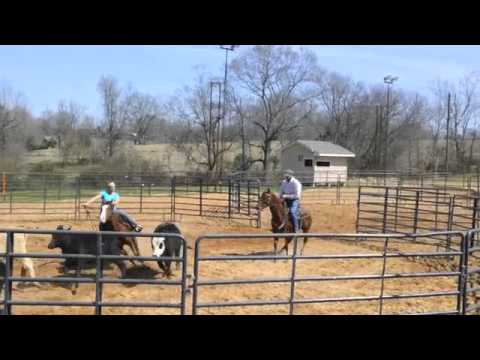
[259,190,312,256]
[98,204,141,263]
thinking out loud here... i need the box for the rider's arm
[294,179,302,200]
[83,193,102,207]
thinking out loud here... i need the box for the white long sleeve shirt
[279,177,302,200]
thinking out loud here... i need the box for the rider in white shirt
[279,169,302,233]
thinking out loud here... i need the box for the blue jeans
[112,208,138,229]
[285,199,300,232]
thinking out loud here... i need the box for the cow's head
[151,237,166,258]
[100,204,113,224]
[48,224,72,249]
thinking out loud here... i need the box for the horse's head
[260,189,276,210]
[99,204,113,224]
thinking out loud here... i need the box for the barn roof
[282,140,356,158]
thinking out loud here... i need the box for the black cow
[151,223,184,277]
[48,225,127,278]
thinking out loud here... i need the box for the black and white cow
[151,223,184,277]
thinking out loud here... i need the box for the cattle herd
[0,222,184,297]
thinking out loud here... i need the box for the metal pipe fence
[463,230,480,314]
[356,186,480,250]
[0,173,261,227]
[1,228,479,315]
[0,228,188,315]
[191,232,468,315]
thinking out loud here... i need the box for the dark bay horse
[259,190,312,256]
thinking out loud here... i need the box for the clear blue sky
[0,45,478,117]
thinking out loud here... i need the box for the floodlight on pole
[383,75,398,173]
[218,45,239,175]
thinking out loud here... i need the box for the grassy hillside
[19,141,285,174]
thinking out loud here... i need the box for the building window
[304,159,313,167]
[316,161,330,167]
[298,154,304,162]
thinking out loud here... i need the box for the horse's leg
[115,260,127,278]
[301,237,308,256]
[72,260,81,295]
[120,248,137,267]
[273,237,279,263]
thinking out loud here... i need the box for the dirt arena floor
[0,197,463,315]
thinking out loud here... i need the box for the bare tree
[431,74,480,172]
[230,45,320,172]
[97,76,127,158]
[124,91,159,145]
[0,87,27,152]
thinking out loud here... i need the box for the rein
[83,206,98,231]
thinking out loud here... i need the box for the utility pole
[374,105,380,168]
[210,81,223,175]
[218,45,238,176]
[445,92,451,174]
[383,75,399,173]
[240,111,247,171]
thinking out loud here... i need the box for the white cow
[0,232,37,285]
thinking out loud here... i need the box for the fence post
[95,232,103,315]
[74,177,80,221]
[289,235,299,315]
[43,175,47,214]
[355,186,362,233]
[458,233,469,315]
[382,188,389,233]
[3,231,14,315]
[9,190,13,215]
[434,189,439,231]
[257,180,262,228]
[394,188,399,232]
[199,179,203,217]
[228,179,232,220]
[237,182,241,213]
[413,191,420,233]
[336,175,340,205]
[139,180,143,214]
[1,172,6,200]
[472,198,479,247]
[378,235,390,315]
[171,176,176,221]
[247,181,251,216]
[477,167,480,194]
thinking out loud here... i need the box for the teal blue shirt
[100,190,119,205]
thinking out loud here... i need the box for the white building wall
[281,144,314,182]
[313,157,348,184]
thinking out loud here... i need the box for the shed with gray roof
[281,140,355,185]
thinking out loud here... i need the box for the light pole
[383,75,398,173]
[218,45,238,175]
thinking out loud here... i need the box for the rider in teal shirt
[83,182,143,232]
